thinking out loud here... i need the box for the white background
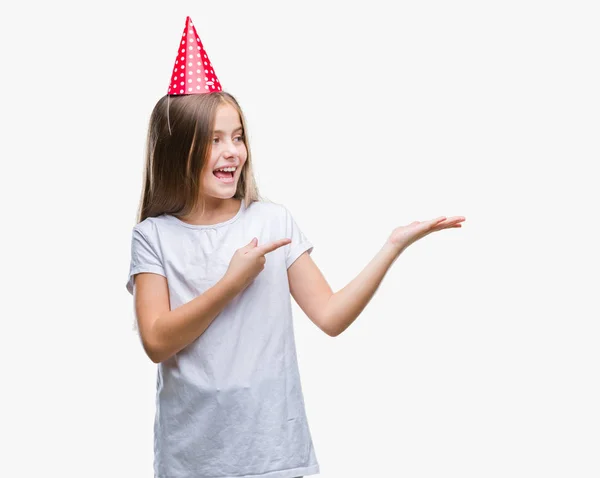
[1,1,599,477]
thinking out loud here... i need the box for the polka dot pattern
[168,16,222,95]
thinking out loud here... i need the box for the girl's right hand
[224,237,292,291]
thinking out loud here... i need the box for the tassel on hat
[168,16,222,95]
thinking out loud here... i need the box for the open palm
[388,216,466,251]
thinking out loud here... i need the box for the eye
[212,137,220,144]
[234,135,245,142]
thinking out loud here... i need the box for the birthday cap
[168,16,222,95]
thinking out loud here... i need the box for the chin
[216,192,237,200]
[205,187,239,200]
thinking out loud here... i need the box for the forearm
[322,241,402,336]
[150,276,243,362]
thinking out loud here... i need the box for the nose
[223,139,238,158]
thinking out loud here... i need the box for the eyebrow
[213,126,243,134]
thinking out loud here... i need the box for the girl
[126,16,465,478]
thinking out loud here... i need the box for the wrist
[382,239,404,263]
[384,238,405,255]
[218,273,245,297]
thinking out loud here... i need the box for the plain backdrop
[1,1,598,477]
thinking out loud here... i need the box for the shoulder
[131,215,168,242]
[245,198,290,220]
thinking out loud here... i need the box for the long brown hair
[136,92,260,224]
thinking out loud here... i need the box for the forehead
[214,103,241,129]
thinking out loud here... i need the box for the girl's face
[201,102,248,201]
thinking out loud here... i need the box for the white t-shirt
[126,199,319,478]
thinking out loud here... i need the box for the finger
[432,215,466,227]
[432,221,464,232]
[422,216,446,226]
[440,216,465,223]
[256,238,292,255]
[243,237,258,250]
[443,217,465,227]
[422,216,446,230]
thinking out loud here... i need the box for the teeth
[215,167,236,172]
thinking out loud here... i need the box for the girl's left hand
[387,216,466,253]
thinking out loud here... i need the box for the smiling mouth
[213,168,236,183]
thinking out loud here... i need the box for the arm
[134,273,244,363]
[288,215,465,337]
[288,241,401,337]
[134,237,291,363]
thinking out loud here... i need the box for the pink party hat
[168,16,222,95]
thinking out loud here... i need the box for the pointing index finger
[256,238,292,255]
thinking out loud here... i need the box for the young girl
[126,16,465,478]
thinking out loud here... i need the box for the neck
[177,198,242,226]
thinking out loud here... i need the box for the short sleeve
[126,227,166,295]
[283,207,313,269]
